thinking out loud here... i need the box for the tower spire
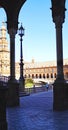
[0,22,8,51]
[1,22,6,39]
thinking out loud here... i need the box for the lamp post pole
[18,23,25,92]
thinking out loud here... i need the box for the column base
[7,79,19,107]
[19,78,30,97]
[0,122,7,130]
[0,82,8,130]
[53,79,68,111]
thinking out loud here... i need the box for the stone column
[7,28,19,107]
[51,0,68,111]
[9,28,16,80]
[55,16,64,82]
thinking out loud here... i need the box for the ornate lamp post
[18,23,25,92]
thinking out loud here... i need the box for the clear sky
[0,0,68,62]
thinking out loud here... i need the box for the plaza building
[24,59,68,83]
[0,23,68,83]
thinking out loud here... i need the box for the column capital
[8,28,17,36]
[51,0,66,24]
[54,16,64,28]
[6,19,18,35]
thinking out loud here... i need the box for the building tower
[0,22,10,77]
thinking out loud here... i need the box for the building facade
[0,23,68,83]
[23,59,68,83]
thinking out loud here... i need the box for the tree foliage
[25,78,34,84]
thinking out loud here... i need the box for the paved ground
[6,90,68,130]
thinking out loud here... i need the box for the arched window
[66,72,68,78]
[32,74,34,78]
[36,74,38,78]
[28,74,30,78]
[43,74,45,78]
[24,74,26,78]
[39,74,41,78]
[54,73,57,78]
[47,73,49,78]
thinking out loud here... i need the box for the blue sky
[0,0,68,62]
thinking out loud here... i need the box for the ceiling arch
[0,0,26,32]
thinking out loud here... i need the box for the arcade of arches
[24,59,68,83]
[0,0,68,112]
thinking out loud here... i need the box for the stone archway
[0,0,26,107]
[0,1,26,129]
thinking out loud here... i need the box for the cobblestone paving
[6,90,68,130]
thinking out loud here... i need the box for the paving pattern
[6,90,68,130]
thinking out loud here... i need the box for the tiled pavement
[6,90,68,130]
